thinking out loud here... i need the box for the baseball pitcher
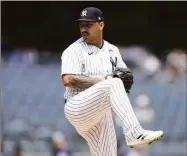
[61,7,163,156]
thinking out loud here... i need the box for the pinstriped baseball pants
[65,78,140,156]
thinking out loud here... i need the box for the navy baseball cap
[76,7,104,22]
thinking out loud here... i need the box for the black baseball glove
[112,67,134,93]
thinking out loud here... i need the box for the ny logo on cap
[81,10,87,17]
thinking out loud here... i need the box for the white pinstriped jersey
[61,37,127,101]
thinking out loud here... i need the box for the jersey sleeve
[61,45,83,76]
[116,47,127,68]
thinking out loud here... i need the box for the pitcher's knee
[107,77,124,92]
[110,77,124,86]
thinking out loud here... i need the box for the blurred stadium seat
[1,59,186,156]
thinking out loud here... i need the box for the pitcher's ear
[100,22,104,30]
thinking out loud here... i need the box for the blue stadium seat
[1,61,186,155]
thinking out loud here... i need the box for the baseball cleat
[127,130,164,148]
